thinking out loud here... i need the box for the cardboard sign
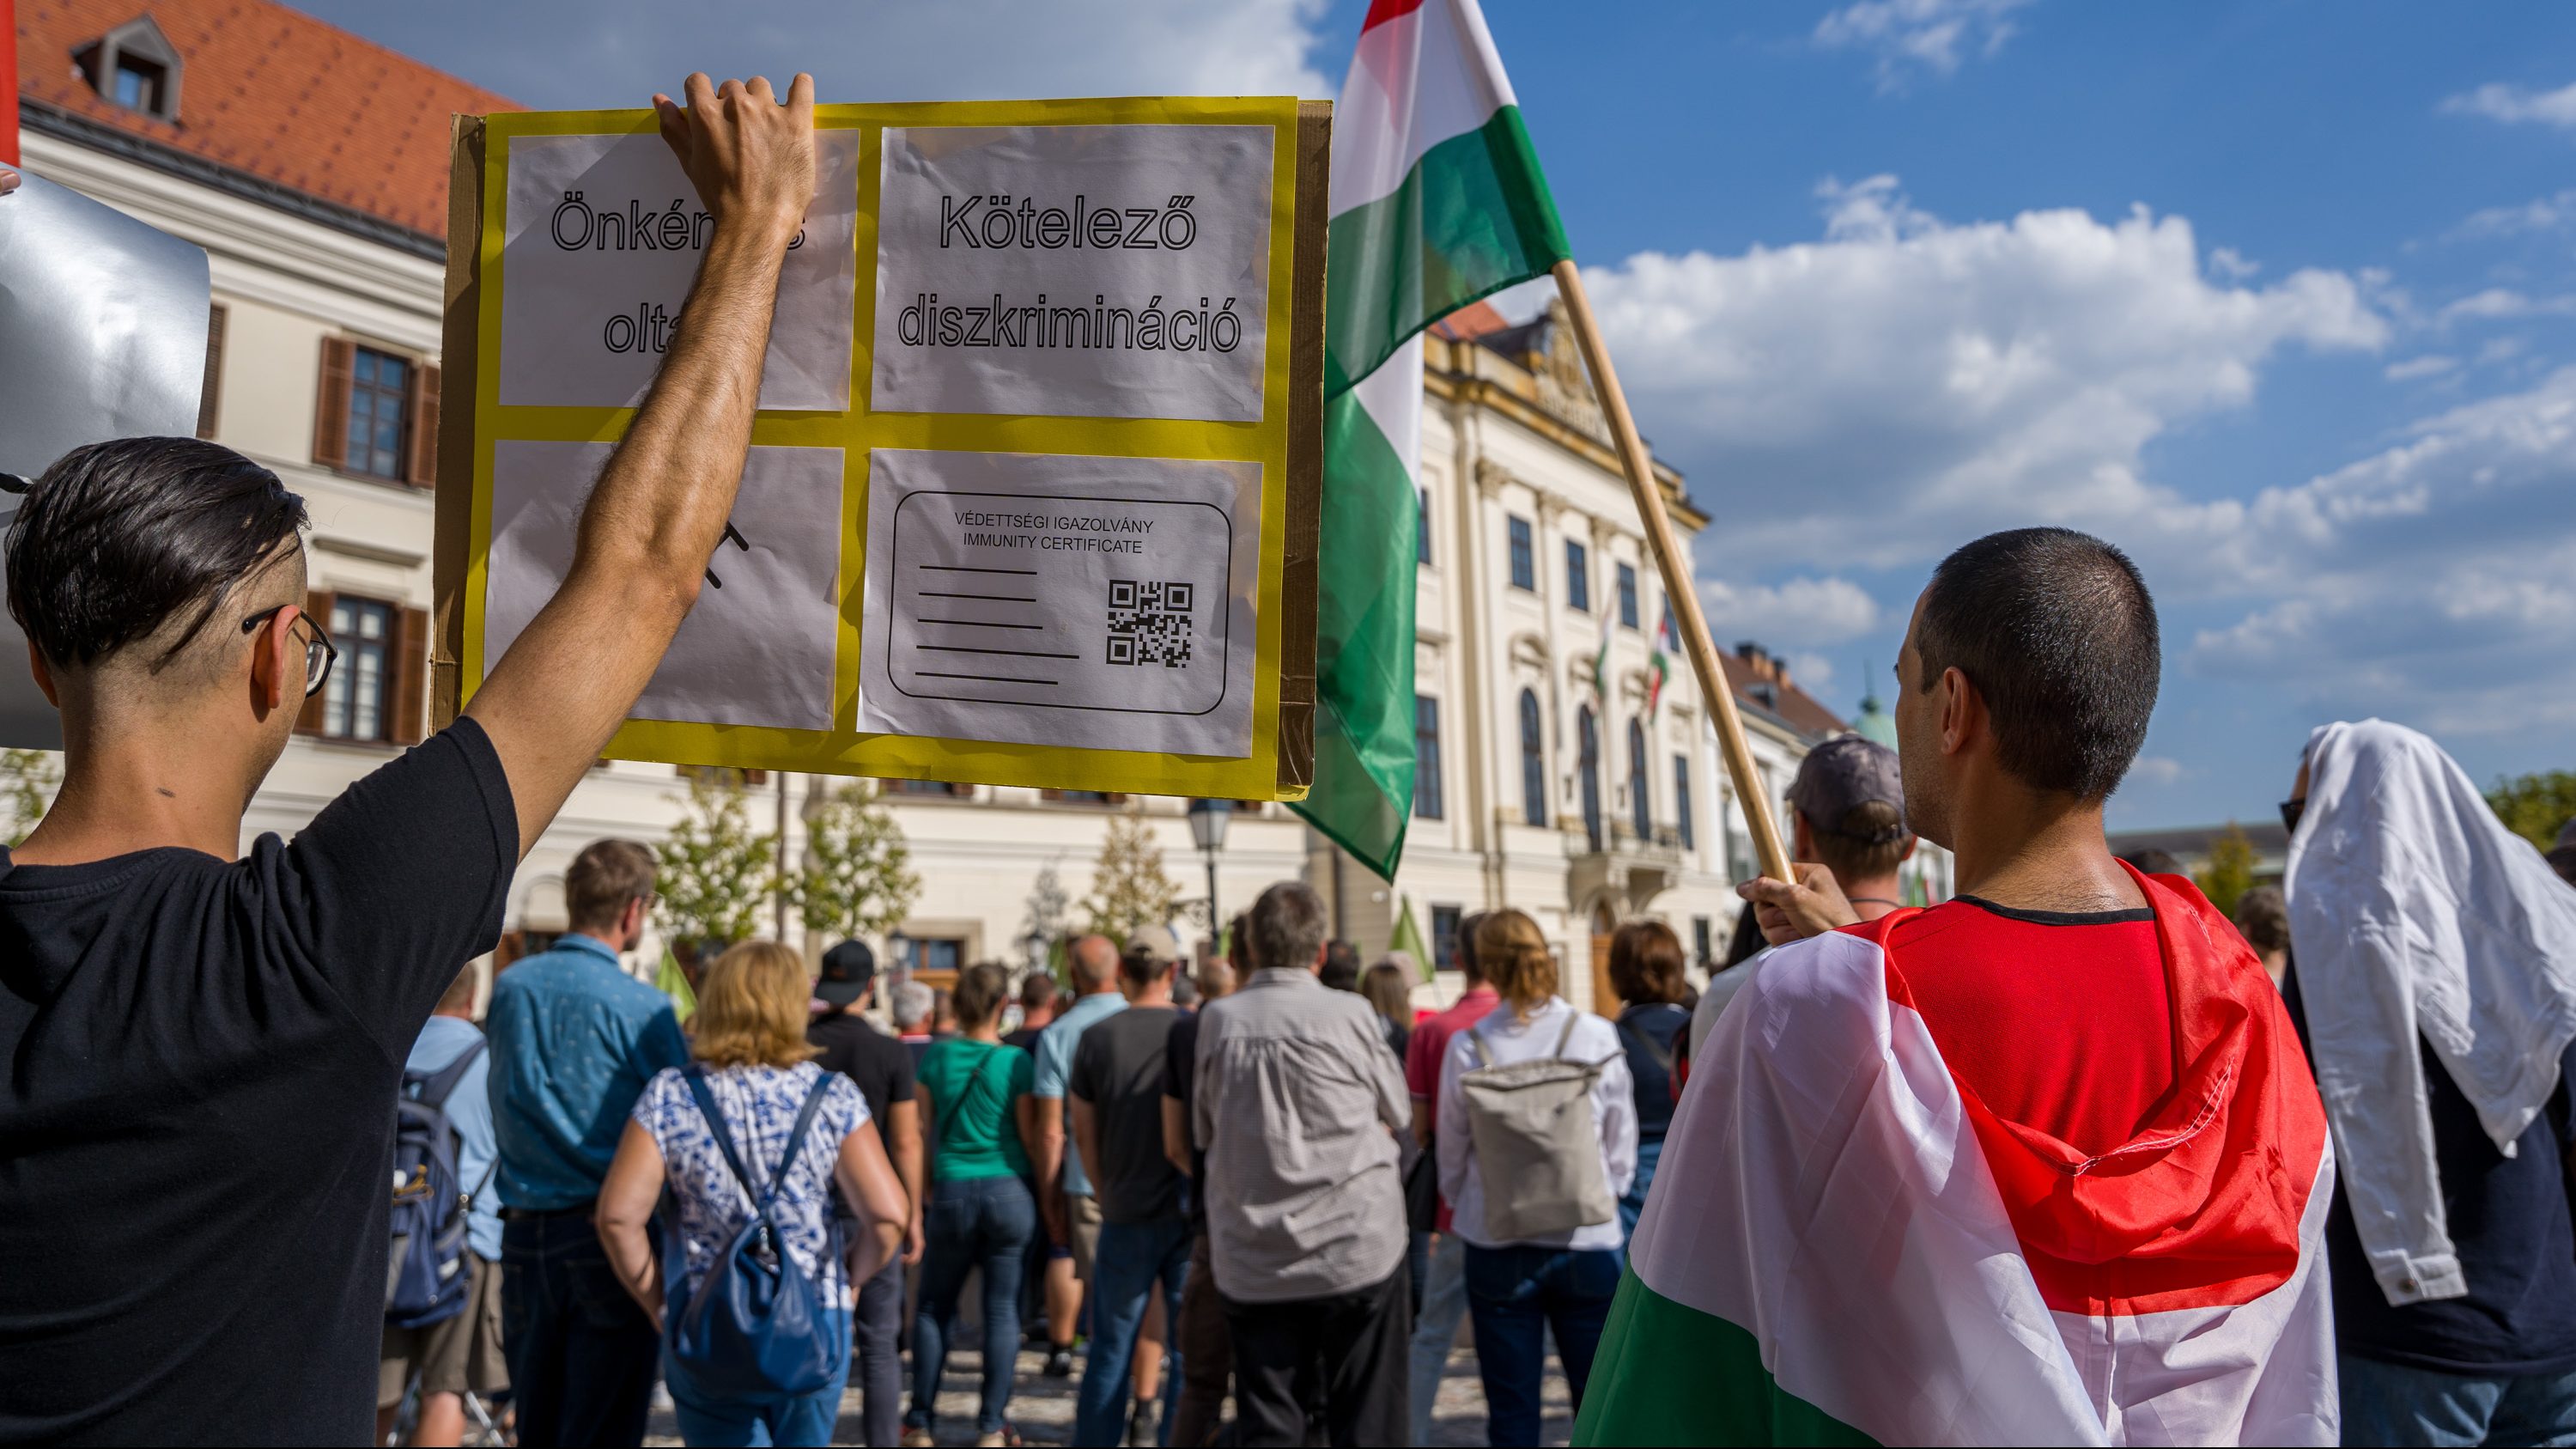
[436,99,1325,800]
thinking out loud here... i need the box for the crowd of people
[7,71,2576,1449]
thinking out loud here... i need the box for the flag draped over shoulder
[1294,0,1571,880]
[1577,872,2339,1446]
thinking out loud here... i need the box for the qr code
[1106,580,1194,667]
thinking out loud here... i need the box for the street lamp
[888,929,912,989]
[1186,798,1233,946]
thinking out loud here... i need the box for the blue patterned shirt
[635,1062,868,1307]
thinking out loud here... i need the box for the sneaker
[1042,1346,1077,1378]
[1126,1396,1158,1447]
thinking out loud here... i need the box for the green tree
[2488,770,2576,855]
[654,773,780,953]
[0,749,60,848]
[1085,803,1181,945]
[793,781,920,944]
[2196,824,2258,918]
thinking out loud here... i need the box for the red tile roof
[1721,650,1847,739]
[1430,298,1511,342]
[16,0,519,237]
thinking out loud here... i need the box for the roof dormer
[74,15,184,125]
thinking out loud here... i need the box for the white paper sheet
[872,125,1274,422]
[858,448,1261,756]
[483,441,845,729]
[499,131,860,411]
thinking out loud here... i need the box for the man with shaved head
[1031,931,1132,1376]
[0,71,821,1446]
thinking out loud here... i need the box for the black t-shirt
[810,1008,916,1154]
[1617,1002,1690,1145]
[0,721,515,1446]
[1068,1004,1183,1224]
[2284,964,2576,1375]
[1163,1012,1206,1229]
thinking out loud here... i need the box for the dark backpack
[665,1067,846,1397]
[386,1038,489,1330]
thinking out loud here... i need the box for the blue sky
[307,0,2576,829]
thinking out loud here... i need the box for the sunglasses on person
[240,605,338,698]
[2279,797,2306,835]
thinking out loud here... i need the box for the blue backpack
[386,1039,489,1330]
[665,1067,846,1397]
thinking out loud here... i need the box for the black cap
[817,940,876,1008]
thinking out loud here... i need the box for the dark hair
[2233,885,2290,956]
[952,962,1009,1029]
[1914,527,2160,801]
[1020,970,1061,1012]
[1120,944,1175,988]
[1249,881,1328,976]
[1320,939,1363,993]
[1453,910,1490,984]
[1607,920,1688,1006]
[7,438,308,672]
[1808,800,1912,881]
[566,839,657,934]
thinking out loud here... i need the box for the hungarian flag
[1294,0,1571,880]
[1645,606,1674,717]
[1577,873,2338,1446]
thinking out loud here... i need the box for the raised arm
[466,72,817,855]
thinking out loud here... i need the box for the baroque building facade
[16,0,1947,1011]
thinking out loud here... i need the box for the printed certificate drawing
[858,448,1262,757]
[484,441,846,730]
[872,124,1275,421]
[501,131,861,411]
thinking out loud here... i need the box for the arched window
[1627,717,1651,840]
[1577,706,1602,851]
[1519,690,1547,827]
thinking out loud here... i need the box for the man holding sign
[0,74,853,1446]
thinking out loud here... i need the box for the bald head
[1069,933,1121,992]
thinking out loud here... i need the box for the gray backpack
[1458,1012,1617,1239]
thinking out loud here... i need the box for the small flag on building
[1294,0,1572,882]
[1589,603,1615,705]
[1646,606,1674,718]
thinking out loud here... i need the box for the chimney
[1733,640,1787,689]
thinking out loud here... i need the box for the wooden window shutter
[295,590,335,734]
[313,338,355,468]
[404,363,440,488]
[391,606,428,745]
[197,304,226,439]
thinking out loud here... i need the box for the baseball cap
[1123,923,1182,965]
[816,939,876,1008]
[1787,735,1908,843]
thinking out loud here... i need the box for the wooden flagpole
[1551,259,1795,884]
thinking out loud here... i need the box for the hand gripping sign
[435,99,1326,801]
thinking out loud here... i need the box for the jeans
[1170,1229,1233,1449]
[1463,1244,1620,1448]
[1075,1215,1192,1446]
[665,1311,850,1447]
[2341,1353,2576,1446]
[852,1254,903,1446]
[1224,1268,1410,1448]
[501,1209,659,1448]
[1617,1135,1663,1242]
[1406,1232,1470,1446]
[908,1174,1038,1438]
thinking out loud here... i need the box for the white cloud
[1582,176,2385,580]
[292,0,1335,107]
[1697,576,1881,648]
[2452,189,2576,240]
[2442,80,2576,131]
[1785,652,1840,696]
[1814,0,2038,89]
[2208,247,2261,281]
[2438,288,2576,326]
[2385,355,2461,381]
[2125,757,2187,788]
[2190,368,2576,732]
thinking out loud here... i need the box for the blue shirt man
[487,933,688,1212]
[482,840,683,1448]
[1036,941,1133,1202]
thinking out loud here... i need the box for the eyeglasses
[2278,797,2306,835]
[241,605,338,697]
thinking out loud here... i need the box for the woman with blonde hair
[1434,909,1635,1447]
[1362,958,1415,1059]
[598,941,908,1448]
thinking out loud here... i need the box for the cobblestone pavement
[646,1339,1573,1446]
